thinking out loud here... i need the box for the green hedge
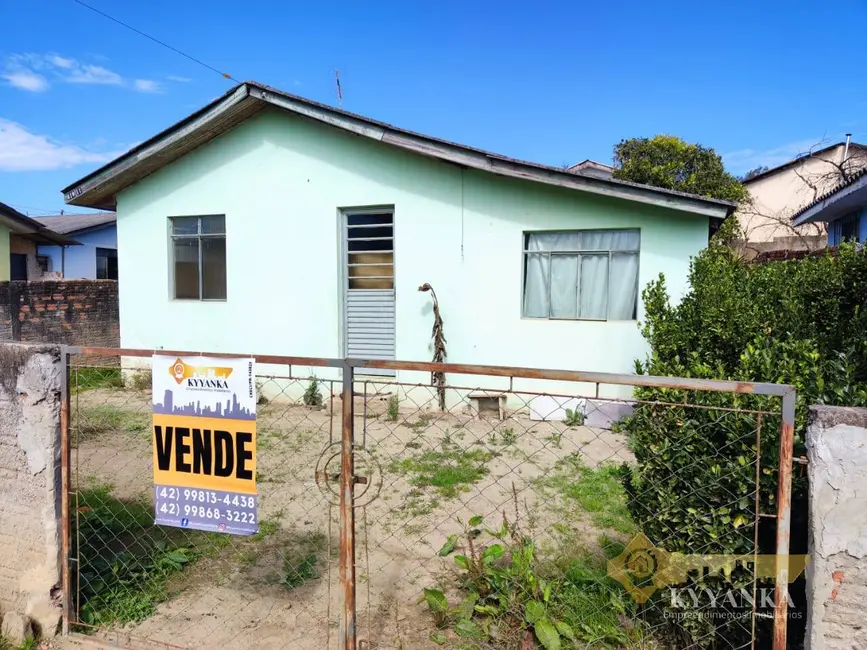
[621,229,867,647]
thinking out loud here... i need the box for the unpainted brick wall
[806,405,867,650]
[0,280,119,348]
[0,343,62,635]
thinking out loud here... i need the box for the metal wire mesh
[69,361,341,649]
[65,355,788,650]
[351,376,774,650]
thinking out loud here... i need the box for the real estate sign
[152,355,258,535]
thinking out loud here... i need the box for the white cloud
[2,70,49,92]
[0,118,122,171]
[134,78,162,93]
[64,63,122,85]
[167,75,192,82]
[2,53,161,93]
[723,138,829,174]
[49,55,75,69]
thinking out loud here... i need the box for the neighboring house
[568,160,615,180]
[61,81,734,395]
[33,212,117,279]
[0,202,79,280]
[791,167,867,245]
[736,140,867,255]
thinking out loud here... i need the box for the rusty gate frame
[60,346,797,650]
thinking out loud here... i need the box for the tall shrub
[622,232,867,647]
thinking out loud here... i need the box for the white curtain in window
[609,252,639,319]
[523,230,640,319]
[579,254,608,319]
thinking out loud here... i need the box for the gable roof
[742,141,866,185]
[0,201,80,245]
[32,211,116,235]
[791,166,867,226]
[568,159,615,180]
[62,81,734,219]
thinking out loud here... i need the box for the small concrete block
[1,612,34,645]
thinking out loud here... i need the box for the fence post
[339,361,356,650]
[59,347,72,634]
[773,389,796,650]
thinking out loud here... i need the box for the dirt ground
[69,385,633,650]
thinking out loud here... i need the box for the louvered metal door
[343,210,395,376]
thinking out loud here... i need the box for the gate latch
[316,471,368,485]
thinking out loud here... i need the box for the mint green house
[61,82,733,398]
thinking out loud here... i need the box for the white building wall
[116,109,708,401]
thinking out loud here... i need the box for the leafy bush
[129,369,153,391]
[75,485,198,627]
[426,515,638,649]
[73,367,124,391]
[563,408,584,427]
[386,394,400,422]
[302,376,323,407]
[621,232,867,646]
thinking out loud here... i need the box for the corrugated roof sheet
[32,212,116,234]
[61,81,735,219]
[0,201,81,245]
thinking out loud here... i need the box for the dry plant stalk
[418,283,446,410]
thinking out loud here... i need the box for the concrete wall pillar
[0,343,62,636]
[806,405,867,650]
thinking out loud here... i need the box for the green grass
[0,637,38,650]
[128,370,152,391]
[73,367,124,391]
[386,394,400,422]
[277,530,328,591]
[252,519,279,541]
[75,404,150,442]
[428,514,641,649]
[390,448,493,498]
[539,454,635,535]
[74,483,200,628]
[544,545,639,647]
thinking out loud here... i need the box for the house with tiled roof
[32,211,117,279]
[736,140,867,256]
[791,165,867,245]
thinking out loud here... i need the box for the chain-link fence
[68,355,344,650]
[63,350,796,650]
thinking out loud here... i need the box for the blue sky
[1,0,865,215]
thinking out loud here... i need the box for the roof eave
[62,84,252,210]
[792,173,867,226]
[62,82,734,219]
[20,232,81,246]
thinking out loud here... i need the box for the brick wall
[0,280,119,348]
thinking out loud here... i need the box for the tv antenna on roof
[335,69,343,108]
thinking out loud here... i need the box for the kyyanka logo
[607,534,810,604]
[170,358,234,388]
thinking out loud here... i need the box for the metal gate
[61,347,797,650]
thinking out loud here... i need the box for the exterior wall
[0,224,10,281]
[0,343,62,636]
[0,281,119,348]
[116,109,709,397]
[737,145,867,248]
[826,207,867,246]
[37,225,117,279]
[806,405,867,650]
[10,235,44,280]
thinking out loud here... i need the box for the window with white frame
[522,229,640,320]
[170,215,226,300]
